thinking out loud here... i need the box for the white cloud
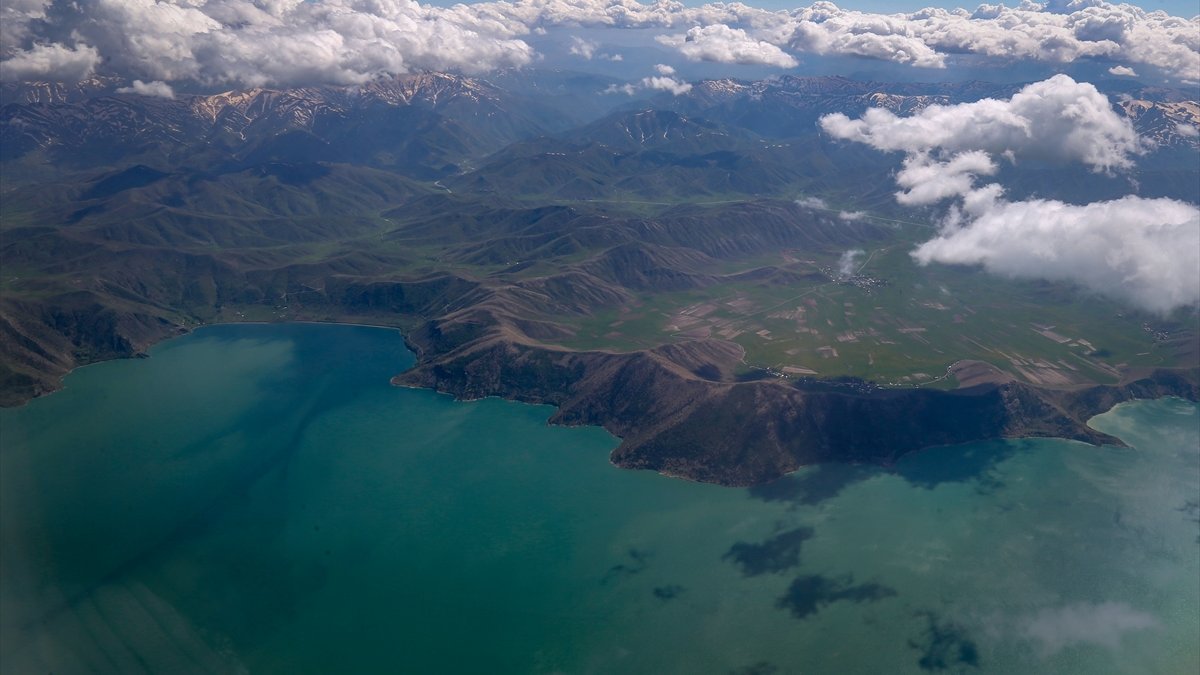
[1176,122,1200,138]
[822,74,1199,314]
[603,82,637,95]
[116,79,175,99]
[657,25,799,68]
[838,248,864,276]
[0,42,99,82]
[914,188,1200,314]
[795,196,828,209]
[1,2,1197,86]
[602,65,693,96]
[837,210,867,221]
[1020,602,1161,656]
[642,74,692,96]
[895,151,998,206]
[1,0,536,88]
[569,36,598,60]
[784,11,946,69]
[0,0,52,57]
[821,75,1145,174]
[1108,64,1137,76]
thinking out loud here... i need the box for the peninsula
[2,73,1197,486]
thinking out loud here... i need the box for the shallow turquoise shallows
[2,323,1197,674]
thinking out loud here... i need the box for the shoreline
[0,317,411,409]
[5,318,1198,488]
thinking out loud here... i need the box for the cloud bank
[2,2,1198,88]
[822,75,1200,314]
[1,0,537,86]
[0,42,99,83]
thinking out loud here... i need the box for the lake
[2,322,1196,674]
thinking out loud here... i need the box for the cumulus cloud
[642,74,692,95]
[915,188,1200,314]
[0,0,52,58]
[601,65,693,96]
[838,249,864,276]
[823,74,1200,314]
[3,2,1196,88]
[837,210,867,221]
[0,42,99,82]
[116,79,176,99]
[821,75,1145,173]
[1020,602,1161,656]
[1,0,536,88]
[795,196,829,209]
[1108,64,1137,76]
[895,151,998,206]
[657,25,798,68]
[1176,123,1200,138]
[784,8,946,69]
[569,36,599,60]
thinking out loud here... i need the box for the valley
[2,71,1197,485]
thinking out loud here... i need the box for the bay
[1,323,1196,674]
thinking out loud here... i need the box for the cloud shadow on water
[723,526,814,577]
[892,439,1027,493]
[775,574,897,619]
[601,548,651,585]
[907,610,981,672]
[748,463,878,507]
[652,585,685,601]
[1178,499,1200,543]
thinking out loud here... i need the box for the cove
[1,322,1196,674]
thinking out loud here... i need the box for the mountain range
[2,70,1197,485]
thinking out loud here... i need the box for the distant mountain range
[4,72,1197,177]
[2,73,561,177]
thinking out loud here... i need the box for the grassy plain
[556,216,1189,388]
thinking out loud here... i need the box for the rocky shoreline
[396,320,1200,486]
[5,306,1196,488]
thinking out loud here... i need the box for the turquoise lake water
[1,322,1196,674]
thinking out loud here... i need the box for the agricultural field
[558,220,1190,389]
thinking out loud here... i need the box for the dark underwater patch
[748,463,877,507]
[723,526,814,577]
[1179,499,1200,543]
[907,610,980,672]
[775,574,896,619]
[892,439,1026,492]
[601,547,651,585]
[652,585,685,601]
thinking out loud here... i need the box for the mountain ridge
[2,71,1198,486]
